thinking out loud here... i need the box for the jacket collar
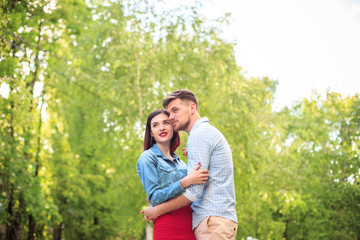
[151,144,180,161]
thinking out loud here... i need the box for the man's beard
[174,120,189,132]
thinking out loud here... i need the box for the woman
[137,109,208,240]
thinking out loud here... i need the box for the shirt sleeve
[183,132,210,202]
[136,153,185,206]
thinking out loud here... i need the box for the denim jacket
[136,144,187,206]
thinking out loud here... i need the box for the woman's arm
[137,153,187,206]
[137,153,209,206]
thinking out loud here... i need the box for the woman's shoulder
[137,148,157,164]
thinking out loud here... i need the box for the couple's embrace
[136,90,238,240]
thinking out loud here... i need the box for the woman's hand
[181,148,188,156]
[180,163,209,189]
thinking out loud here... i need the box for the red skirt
[153,204,196,240]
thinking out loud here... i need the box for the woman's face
[150,113,174,146]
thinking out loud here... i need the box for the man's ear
[190,103,197,113]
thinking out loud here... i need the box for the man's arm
[141,194,191,220]
[184,132,211,200]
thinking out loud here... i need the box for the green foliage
[1,0,359,239]
[272,93,360,239]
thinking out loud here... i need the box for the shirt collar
[151,144,180,161]
[189,117,209,135]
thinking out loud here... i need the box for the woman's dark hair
[144,109,180,153]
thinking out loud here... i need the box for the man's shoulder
[193,121,221,136]
[189,122,223,145]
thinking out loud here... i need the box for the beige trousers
[194,216,238,240]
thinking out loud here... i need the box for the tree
[1,0,61,239]
[1,0,359,239]
[274,93,360,239]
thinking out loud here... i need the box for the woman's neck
[156,143,173,160]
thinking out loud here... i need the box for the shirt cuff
[183,188,198,202]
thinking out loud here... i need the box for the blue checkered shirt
[183,117,238,229]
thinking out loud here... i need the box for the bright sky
[199,0,360,109]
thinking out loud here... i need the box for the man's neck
[185,114,201,133]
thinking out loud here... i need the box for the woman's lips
[159,132,168,137]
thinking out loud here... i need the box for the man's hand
[141,205,154,223]
[140,205,159,221]
[141,195,192,222]
[141,198,155,223]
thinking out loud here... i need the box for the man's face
[166,98,192,132]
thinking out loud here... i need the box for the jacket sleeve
[137,152,185,206]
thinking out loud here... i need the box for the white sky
[199,0,360,109]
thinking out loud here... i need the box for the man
[141,89,238,239]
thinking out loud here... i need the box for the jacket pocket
[159,166,173,173]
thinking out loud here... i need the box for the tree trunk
[6,192,22,240]
[6,193,17,240]
[53,222,63,240]
[6,79,19,240]
[28,215,35,240]
[26,22,43,240]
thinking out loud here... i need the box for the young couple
[136,89,238,240]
